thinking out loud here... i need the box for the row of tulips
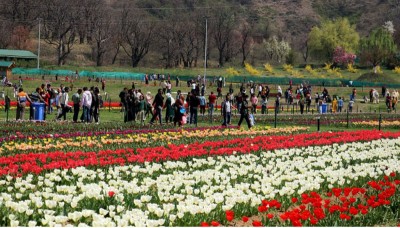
[0,129,399,176]
[0,136,399,226]
[348,120,400,127]
[0,120,196,139]
[0,125,236,143]
[205,174,399,227]
[0,126,308,155]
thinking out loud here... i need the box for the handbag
[249,114,255,126]
[180,107,186,114]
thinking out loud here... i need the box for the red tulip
[349,207,358,215]
[310,217,318,225]
[242,216,249,222]
[210,221,219,227]
[252,220,262,227]
[226,215,234,222]
[108,191,115,197]
[258,205,267,213]
[200,222,210,227]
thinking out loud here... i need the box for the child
[348,99,354,113]
[261,96,267,114]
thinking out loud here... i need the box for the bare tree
[76,0,103,44]
[120,9,155,68]
[0,21,13,48]
[210,7,236,67]
[41,0,77,66]
[157,16,179,68]
[91,8,113,66]
[175,21,200,68]
[301,38,310,63]
[237,19,254,66]
[0,0,39,28]
[110,37,122,65]
[11,25,32,49]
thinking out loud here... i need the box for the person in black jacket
[150,89,164,125]
[238,92,251,129]
[189,92,200,125]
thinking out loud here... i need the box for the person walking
[338,97,344,113]
[57,87,71,121]
[164,93,175,123]
[16,88,31,121]
[101,79,106,92]
[72,89,82,123]
[332,97,338,113]
[251,93,258,114]
[208,91,217,122]
[119,88,128,113]
[189,92,200,125]
[238,92,251,129]
[174,94,184,127]
[136,95,147,125]
[150,89,164,125]
[198,94,206,116]
[299,95,305,114]
[275,95,280,114]
[145,91,154,120]
[222,95,232,126]
[91,87,101,124]
[305,93,311,113]
[81,87,92,123]
[261,96,267,114]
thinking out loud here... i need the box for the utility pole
[37,18,41,69]
[204,17,208,91]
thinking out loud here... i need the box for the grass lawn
[1,65,399,124]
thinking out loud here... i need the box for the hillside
[1,0,399,68]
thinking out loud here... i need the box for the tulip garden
[0,122,399,227]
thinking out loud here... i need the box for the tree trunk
[218,49,224,67]
[131,55,140,68]
[112,45,120,65]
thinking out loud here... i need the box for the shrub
[264,63,274,73]
[347,63,358,73]
[393,66,400,74]
[282,64,293,72]
[226,67,240,76]
[244,63,261,76]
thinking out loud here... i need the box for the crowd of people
[12,75,399,127]
[16,83,102,124]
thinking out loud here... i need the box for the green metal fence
[12,68,145,80]
[11,68,400,88]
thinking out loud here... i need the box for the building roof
[0,61,15,68]
[0,49,37,59]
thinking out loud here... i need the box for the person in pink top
[251,93,258,114]
[208,91,217,122]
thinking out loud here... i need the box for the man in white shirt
[222,95,232,126]
[257,84,263,97]
[80,87,92,123]
[57,87,71,121]
[191,81,196,94]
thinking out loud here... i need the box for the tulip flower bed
[0,130,399,226]
[0,121,176,138]
[0,126,308,155]
[0,130,399,176]
[347,120,400,128]
[251,113,400,129]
